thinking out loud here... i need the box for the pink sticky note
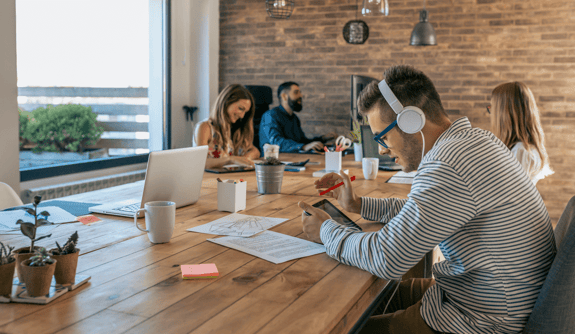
[181,264,219,279]
[77,215,102,225]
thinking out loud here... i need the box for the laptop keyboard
[114,203,141,213]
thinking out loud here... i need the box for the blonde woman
[194,84,260,169]
[490,82,553,184]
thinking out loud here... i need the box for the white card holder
[217,181,247,213]
[325,151,342,172]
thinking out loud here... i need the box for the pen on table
[217,178,223,182]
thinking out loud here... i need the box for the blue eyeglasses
[373,120,397,149]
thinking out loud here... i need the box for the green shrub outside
[20,104,104,153]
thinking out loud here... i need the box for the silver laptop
[360,125,402,171]
[89,146,209,218]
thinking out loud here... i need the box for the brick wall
[219,0,575,224]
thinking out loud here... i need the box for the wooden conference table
[0,154,414,334]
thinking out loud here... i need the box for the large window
[16,0,170,180]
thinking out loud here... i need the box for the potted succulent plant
[0,242,16,298]
[50,231,80,285]
[254,157,285,194]
[19,248,56,297]
[12,195,53,282]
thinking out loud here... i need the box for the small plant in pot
[254,157,285,194]
[19,248,56,297]
[12,195,53,282]
[50,231,80,285]
[0,242,16,298]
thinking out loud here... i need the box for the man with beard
[258,82,336,153]
[298,65,556,334]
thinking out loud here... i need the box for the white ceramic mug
[134,201,176,243]
[362,158,379,180]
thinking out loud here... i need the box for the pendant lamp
[410,0,437,46]
[361,0,389,16]
[265,0,295,19]
[343,0,369,44]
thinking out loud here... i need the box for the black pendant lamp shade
[265,0,295,19]
[410,8,437,46]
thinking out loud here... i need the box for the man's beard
[400,133,423,173]
[288,96,303,112]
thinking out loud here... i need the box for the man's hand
[302,141,324,152]
[321,132,338,142]
[299,201,332,244]
[314,170,362,214]
[229,156,255,167]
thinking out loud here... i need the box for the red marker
[323,146,329,153]
[319,176,356,196]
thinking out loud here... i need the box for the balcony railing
[18,87,149,154]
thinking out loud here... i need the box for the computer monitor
[360,125,402,171]
[351,75,378,128]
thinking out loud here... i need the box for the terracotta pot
[13,247,40,283]
[50,249,80,285]
[0,261,16,297]
[20,259,56,297]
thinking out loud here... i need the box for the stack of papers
[0,206,77,235]
[386,171,417,184]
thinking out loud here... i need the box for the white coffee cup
[362,158,379,180]
[134,201,176,243]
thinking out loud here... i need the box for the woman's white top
[510,142,553,184]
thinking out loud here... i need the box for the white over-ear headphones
[378,79,426,134]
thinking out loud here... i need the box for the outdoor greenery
[19,104,104,153]
[52,231,79,256]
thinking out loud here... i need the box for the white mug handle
[134,208,148,232]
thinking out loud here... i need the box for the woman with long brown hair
[194,84,260,168]
[490,81,553,184]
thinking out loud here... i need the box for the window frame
[18,0,171,182]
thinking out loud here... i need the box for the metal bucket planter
[255,164,285,194]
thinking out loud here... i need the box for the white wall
[171,0,219,149]
[0,0,20,194]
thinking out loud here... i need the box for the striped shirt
[320,117,556,334]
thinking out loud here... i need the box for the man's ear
[280,92,288,104]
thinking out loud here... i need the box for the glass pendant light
[410,0,437,46]
[265,0,295,19]
[361,0,389,16]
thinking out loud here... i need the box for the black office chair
[523,195,575,333]
[245,85,273,150]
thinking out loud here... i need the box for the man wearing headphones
[298,65,556,334]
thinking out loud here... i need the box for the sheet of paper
[187,213,288,237]
[0,206,77,234]
[208,231,326,264]
[387,171,417,184]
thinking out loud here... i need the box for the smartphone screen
[312,199,362,231]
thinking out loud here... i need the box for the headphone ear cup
[397,107,426,134]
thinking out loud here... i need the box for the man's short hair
[277,81,299,102]
[358,65,448,126]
